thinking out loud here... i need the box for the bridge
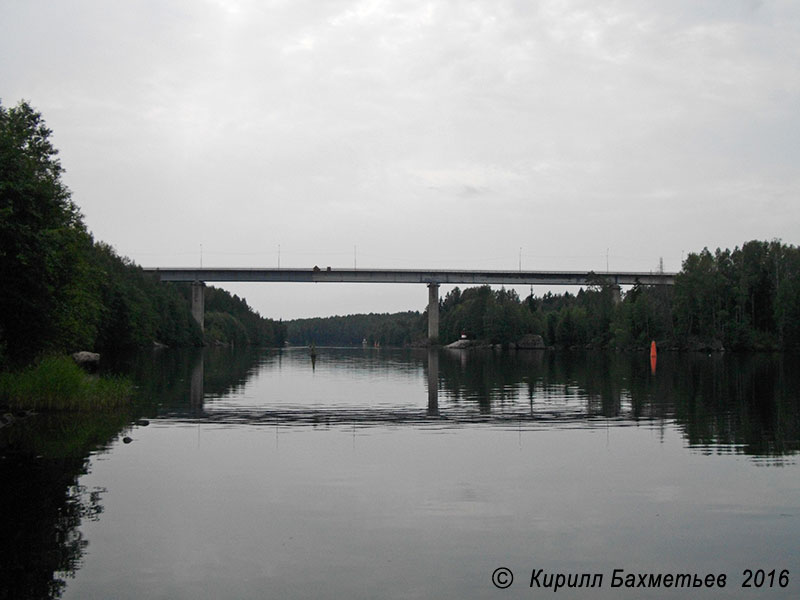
[142,267,677,343]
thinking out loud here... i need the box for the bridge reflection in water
[173,347,800,458]
[186,348,449,425]
[427,348,438,417]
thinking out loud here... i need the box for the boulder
[72,351,100,366]
[688,338,725,352]
[517,334,546,349]
[445,339,473,349]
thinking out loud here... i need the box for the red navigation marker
[650,340,657,374]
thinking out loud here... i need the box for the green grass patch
[0,356,133,411]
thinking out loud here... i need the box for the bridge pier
[427,283,439,345]
[191,281,205,332]
[611,284,622,306]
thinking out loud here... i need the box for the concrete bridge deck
[143,267,675,286]
[142,267,677,343]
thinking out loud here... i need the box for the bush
[0,356,133,411]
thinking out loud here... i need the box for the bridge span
[142,267,676,344]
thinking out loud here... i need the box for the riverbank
[0,356,133,413]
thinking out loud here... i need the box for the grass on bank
[0,356,133,411]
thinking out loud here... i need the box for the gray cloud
[2,0,798,318]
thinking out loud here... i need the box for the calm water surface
[2,348,799,599]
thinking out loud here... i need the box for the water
[2,348,799,599]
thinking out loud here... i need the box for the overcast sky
[2,0,799,319]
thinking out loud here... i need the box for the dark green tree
[0,100,99,362]
[775,245,800,349]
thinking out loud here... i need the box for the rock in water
[445,339,473,349]
[72,351,100,366]
[517,334,546,349]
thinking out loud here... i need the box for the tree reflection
[156,346,800,459]
[435,349,800,457]
[1,347,798,598]
[0,412,126,600]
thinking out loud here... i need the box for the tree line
[0,100,285,367]
[287,240,800,351]
[204,286,286,347]
[443,243,800,350]
[5,100,796,360]
[288,311,422,347]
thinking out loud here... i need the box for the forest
[288,311,422,347]
[3,99,799,365]
[288,240,800,352]
[0,100,285,368]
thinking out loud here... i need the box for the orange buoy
[650,341,657,374]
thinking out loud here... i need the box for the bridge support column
[427,283,440,345]
[191,281,205,332]
[611,284,622,306]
